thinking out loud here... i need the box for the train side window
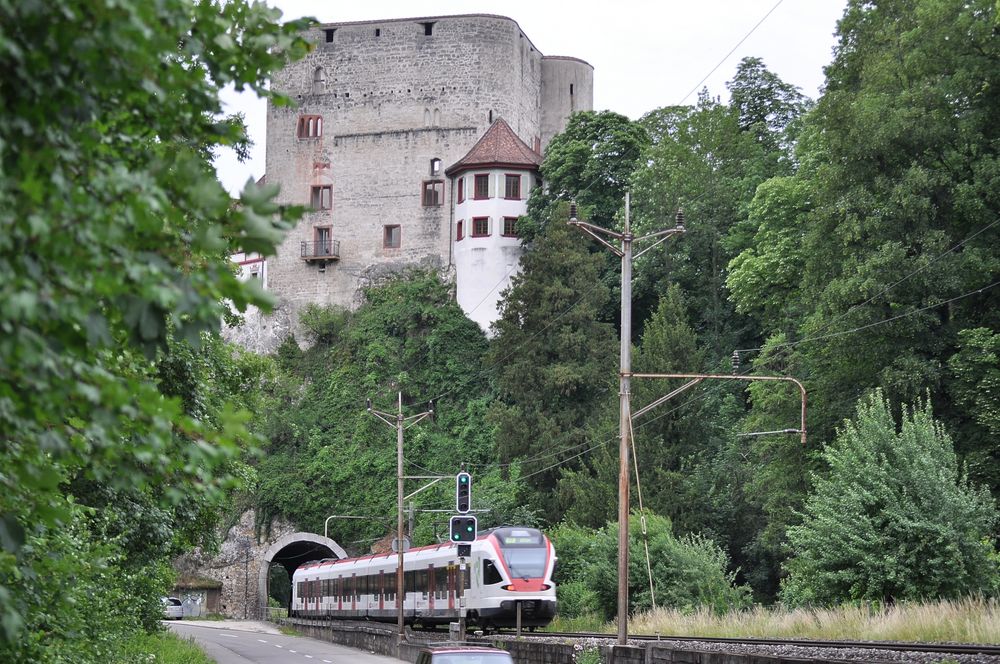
[483,559,504,585]
[435,566,447,599]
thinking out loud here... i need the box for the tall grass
[112,630,215,664]
[622,597,1000,643]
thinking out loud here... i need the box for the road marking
[289,649,297,653]
[221,633,238,638]
[323,660,332,663]
[305,656,314,660]
[257,639,268,643]
[275,644,283,648]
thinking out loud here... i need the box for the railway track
[283,617,1000,660]
[495,630,1000,658]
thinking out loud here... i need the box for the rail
[301,239,340,260]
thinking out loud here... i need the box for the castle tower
[446,119,541,333]
[227,15,593,352]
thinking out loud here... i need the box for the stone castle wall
[231,14,592,349]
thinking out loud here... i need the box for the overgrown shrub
[782,391,1000,605]
[550,513,751,619]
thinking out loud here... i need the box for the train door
[351,573,357,614]
[378,570,385,612]
[448,565,456,611]
[337,576,343,612]
[427,564,434,614]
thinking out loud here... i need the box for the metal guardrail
[301,239,340,259]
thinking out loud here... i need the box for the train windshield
[496,528,547,579]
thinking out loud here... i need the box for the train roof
[295,526,545,573]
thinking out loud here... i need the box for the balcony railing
[301,239,340,261]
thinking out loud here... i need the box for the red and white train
[290,526,556,628]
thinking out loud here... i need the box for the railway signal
[456,471,472,513]
[450,515,477,542]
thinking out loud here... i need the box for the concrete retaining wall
[279,619,851,663]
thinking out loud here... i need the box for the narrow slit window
[457,177,465,203]
[311,185,332,210]
[384,225,401,248]
[422,181,443,206]
[430,158,442,176]
[456,220,464,241]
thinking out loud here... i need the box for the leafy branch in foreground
[0,0,310,659]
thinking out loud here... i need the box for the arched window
[424,108,431,126]
[433,108,441,125]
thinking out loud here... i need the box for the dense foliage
[0,0,309,659]
[254,0,1000,615]
[255,272,541,547]
[782,391,998,605]
[549,514,752,620]
[5,0,999,652]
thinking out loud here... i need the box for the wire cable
[741,278,1000,354]
[738,216,1000,355]
[678,0,787,105]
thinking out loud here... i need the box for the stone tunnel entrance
[258,532,347,615]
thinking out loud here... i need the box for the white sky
[214,0,848,195]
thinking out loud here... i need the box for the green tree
[628,286,739,535]
[489,203,616,511]
[726,176,811,329]
[791,0,1000,445]
[526,111,649,235]
[254,272,507,547]
[947,328,1000,492]
[726,56,810,167]
[631,82,800,355]
[782,390,999,605]
[0,0,309,658]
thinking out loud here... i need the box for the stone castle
[227,14,593,351]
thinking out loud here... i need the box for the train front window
[502,548,546,578]
[497,528,547,579]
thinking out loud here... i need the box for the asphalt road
[167,622,402,664]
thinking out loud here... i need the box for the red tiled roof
[445,118,542,176]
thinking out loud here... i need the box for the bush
[781,391,1000,605]
[556,580,602,619]
[550,513,751,619]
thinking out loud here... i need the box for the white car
[162,596,183,620]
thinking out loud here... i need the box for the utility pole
[367,393,434,655]
[569,195,685,645]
